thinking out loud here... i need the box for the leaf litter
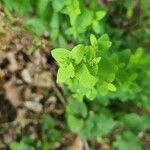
[0,9,73,149]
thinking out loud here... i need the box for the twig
[83,139,90,150]
[50,74,66,105]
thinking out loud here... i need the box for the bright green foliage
[65,0,81,26]
[52,34,150,147]
[2,0,106,46]
[2,0,150,49]
[53,34,147,101]
[52,34,112,100]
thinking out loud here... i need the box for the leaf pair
[52,44,85,83]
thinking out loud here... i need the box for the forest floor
[0,7,111,150]
[0,9,80,150]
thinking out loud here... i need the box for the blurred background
[0,0,150,150]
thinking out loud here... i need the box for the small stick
[50,74,66,105]
[83,139,90,150]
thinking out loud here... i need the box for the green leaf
[38,0,50,16]
[85,46,96,60]
[76,64,97,88]
[98,57,117,82]
[118,49,131,65]
[95,11,106,21]
[92,20,101,34]
[42,114,55,130]
[90,34,98,46]
[50,130,61,144]
[25,18,46,35]
[71,44,85,64]
[66,0,81,25]
[52,0,65,12]
[91,57,101,65]
[98,82,109,96]
[96,114,116,137]
[81,113,116,139]
[67,115,84,133]
[50,13,59,28]
[57,63,74,83]
[4,0,32,15]
[50,13,59,42]
[98,34,112,52]
[77,9,92,28]
[86,88,97,100]
[122,114,150,133]
[10,139,35,150]
[114,131,142,150]
[51,48,71,65]
[108,83,117,92]
[67,100,87,117]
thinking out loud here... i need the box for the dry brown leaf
[25,101,43,113]
[32,71,51,88]
[100,143,110,150]
[4,77,24,107]
[7,52,20,72]
[0,27,14,50]
[13,108,30,127]
[44,96,57,113]
[67,136,84,150]
[32,50,47,68]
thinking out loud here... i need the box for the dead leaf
[0,27,14,50]
[4,77,24,107]
[67,136,84,150]
[25,101,43,113]
[32,70,51,88]
[7,52,20,72]
[21,69,32,83]
[13,108,30,127]
[100,143,110,150]
[32,50,47,68]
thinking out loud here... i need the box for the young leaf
[71,44,85,64]
[98,82,109,96]
[86,88,97,100]
[108,83,117,92]
[95,11,106,21]
[76,64,97,88]
[51,48,70,65]
[67,115,84,133]
[66,0,81,25]
[90,34,97,46]
[52,0,65,12]
[77,9,92,28]
[57,63,74,83]
[98,34,112,52]
[92,20,101,34]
